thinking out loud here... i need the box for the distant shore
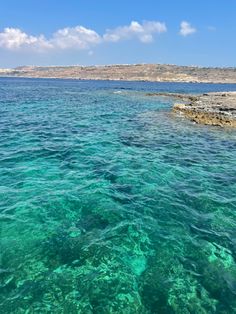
[1,64,236,84]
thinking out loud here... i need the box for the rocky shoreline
[147,92,236,127]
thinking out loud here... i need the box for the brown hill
[1,64,236,83]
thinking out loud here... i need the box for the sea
[1,77,236,313]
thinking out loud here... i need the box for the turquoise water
[1,78,236,313]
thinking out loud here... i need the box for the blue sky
[0,0,235,68]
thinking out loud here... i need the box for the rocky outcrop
[172,92,236,127]
[146,92,198,102]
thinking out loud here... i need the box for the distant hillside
[1,64,236,83]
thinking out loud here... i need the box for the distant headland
[1,64,236,84]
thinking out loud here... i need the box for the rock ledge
[172,92,236,127]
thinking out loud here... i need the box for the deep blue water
[0,78,236,313]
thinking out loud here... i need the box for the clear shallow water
[0,78,236,313]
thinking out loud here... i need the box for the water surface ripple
[1,78,236,313]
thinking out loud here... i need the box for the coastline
[1,63,236,84]
[146,92,236,127]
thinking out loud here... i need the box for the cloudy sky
[0,0,235,68]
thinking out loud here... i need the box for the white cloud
[0,26,101,51]
[0,21,167,52]
[51,26,101,49]
[0,28,52,51]
[179,21,196,36]
[104,21,167,43]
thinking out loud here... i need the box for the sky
[0,0,235,68]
